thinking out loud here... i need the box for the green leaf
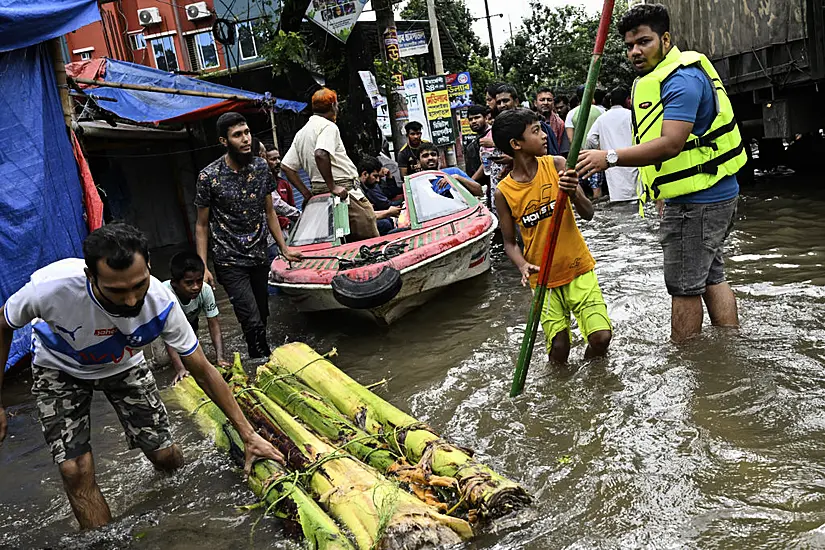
[401,0,486,74]
[259,30,308,76]
[498,0,634,98]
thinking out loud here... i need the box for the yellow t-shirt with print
[497,156,595,288]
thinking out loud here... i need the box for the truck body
[644,0,825,169]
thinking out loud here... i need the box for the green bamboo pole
[510,0,617,397]
[169,376,356,550]
[272,343,531,520]
[257,362,461,513]
[222,355,474,549]
[256,363,403,472]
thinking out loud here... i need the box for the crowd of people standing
[0,2,747,534]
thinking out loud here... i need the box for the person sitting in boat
[492,108,612,364]
[416,143,484,198]
[378,138,403,199]
[357,155,402,236]
[398,121,428,177]
[379,165,403,201]
[163,251,229,383]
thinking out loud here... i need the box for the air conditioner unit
[138,7,161,26]
[186,2,210,21]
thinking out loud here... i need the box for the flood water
[2,175,825,549]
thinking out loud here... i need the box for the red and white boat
[270,170,498,324]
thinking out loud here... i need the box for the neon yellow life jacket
[631,46,747,201]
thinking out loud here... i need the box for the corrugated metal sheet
[657,0,807,60]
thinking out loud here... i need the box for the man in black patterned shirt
[195,112,301,358]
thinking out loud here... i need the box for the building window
[236,21,259,60]
[79,51,92,61]
[129,33,146,51]
[150,35,179,72]
[188,31,219,70]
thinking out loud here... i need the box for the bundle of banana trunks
[169,342,531,549]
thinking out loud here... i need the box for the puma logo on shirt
[55,325,82,341]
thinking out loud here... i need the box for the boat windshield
[408,172,470,223]
[289,196,334,246]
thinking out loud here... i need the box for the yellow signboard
[421,75,455,147]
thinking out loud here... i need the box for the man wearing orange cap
[281,88,379,241]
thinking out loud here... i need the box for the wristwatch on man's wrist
[606,149,619,168]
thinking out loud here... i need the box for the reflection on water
[2,176,825,549]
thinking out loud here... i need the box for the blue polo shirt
[662,66,739,204]
[442,167,471,179]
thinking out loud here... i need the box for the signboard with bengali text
[446,72,473,109]
[404,78,432,142]
[422,75,455,147]
[398,30,428,57]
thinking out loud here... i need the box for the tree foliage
[401,0,493,104]
[499,1,634,100]
[467,52,495,104]
[401,0,489,71]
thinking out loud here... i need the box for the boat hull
[273,227,495,324]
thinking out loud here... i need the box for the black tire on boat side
[331,266,403,309]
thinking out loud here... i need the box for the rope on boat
[290,204,487,270]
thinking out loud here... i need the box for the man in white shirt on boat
[0,224,282,530]
[281,88,380,242]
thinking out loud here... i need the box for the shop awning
[66,58,307,124]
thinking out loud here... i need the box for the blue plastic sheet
[1,45,88,370]
[0,0,99,53]
[82,59,307,123]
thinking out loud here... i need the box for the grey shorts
[660,196,737,296]
[31,362,173,464]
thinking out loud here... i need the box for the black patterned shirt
[195,155,275,267]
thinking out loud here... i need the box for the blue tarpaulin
[1,0,97,370]
[1,45,89,370]
[71,59,307,123]
[0,0,99,53]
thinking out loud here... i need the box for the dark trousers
[377,218,394,235]
[214,262,271,358]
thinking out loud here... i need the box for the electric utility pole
[426,0,458,166]
[483,0,498,76]
[373,0,407,155]
[426,0,444,74]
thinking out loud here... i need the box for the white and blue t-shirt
[4,258,199,380]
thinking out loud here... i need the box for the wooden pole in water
[48,39,74,127]
[510,0,615,397]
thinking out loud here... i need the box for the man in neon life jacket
[576,3,746,343]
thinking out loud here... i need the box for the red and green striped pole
[510,0,616,397]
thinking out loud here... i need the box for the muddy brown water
[2,176,825,549]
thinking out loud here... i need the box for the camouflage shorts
[30,362,173,464]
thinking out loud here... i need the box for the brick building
[63,1,250,74]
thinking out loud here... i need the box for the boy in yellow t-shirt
[493,108,612,363]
